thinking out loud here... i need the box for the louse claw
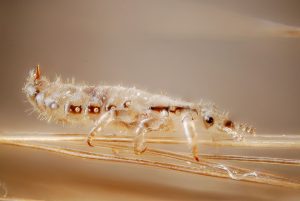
[87,132,95,147]
[87,139,94,147]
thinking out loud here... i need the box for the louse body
[23,66,255,160]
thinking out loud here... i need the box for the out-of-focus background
[0,0,299,200]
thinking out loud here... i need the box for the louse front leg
[87,110,116,147]
[182,112,200,161]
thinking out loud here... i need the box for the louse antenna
[34,64,41,81]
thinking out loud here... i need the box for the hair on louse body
[23,65,255,161]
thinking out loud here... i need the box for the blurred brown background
[0,0,300,200]
[0,0,300,133]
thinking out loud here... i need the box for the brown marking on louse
[88,105,101,114]
[150,106,169,112]
[69,105,82,114]
[123,100,131,108]
[150,106,190,114]
[224,120,234,128]
[169,106,188,114]
[106,104,117,111]
[33,89,40,97]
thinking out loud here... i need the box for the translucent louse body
[23,66,255,160]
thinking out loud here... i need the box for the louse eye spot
[69,105,82,114]
[88,105,101,114]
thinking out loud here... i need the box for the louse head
[23,65,50,103]
[200,103,255,140]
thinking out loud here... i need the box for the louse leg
[134,111,169,155]
[87,110,116,147]
[182,113,200,161]
[134,118,151,154]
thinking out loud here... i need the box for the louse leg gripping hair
[23,66,255,161]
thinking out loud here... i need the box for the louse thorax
[23,66,117,125]
[199,103,255,141]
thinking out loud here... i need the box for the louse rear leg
[87,110,116,147]
[182,112,199,161]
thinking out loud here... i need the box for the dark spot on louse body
[69,105,82,114]
[150,106,188,113]
[169,106,187,113]
[106,104,116,111]
[150,106,170,112]
[31,88,40,98]
[123,100,131,108]
[88,105,101,114]
[224,120,234,128]
[34,89,40,96]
